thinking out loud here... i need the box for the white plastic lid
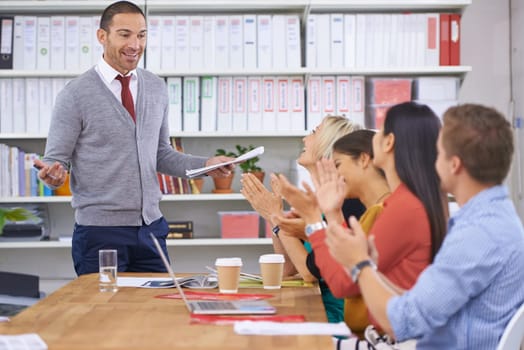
[259,254,285,264]
[215,257,243,267]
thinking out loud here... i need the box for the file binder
[232,77,247,131]
[146,16,162,71]
[50,16,65,70]
[217,76,232,131]
[161,16,176,70]
[189,16,204,69]
[200,76,218,132]
[229,16,243,69]
[12,16,23,70]
[449,14,461,65]
[36,17,50,70]
[262,77,276,131]
[276,78,290,131]
[183,77,200,132]
[289,77,305,131]
[0,17,14,69]
[247,76,262,131]
[167,77,182,134]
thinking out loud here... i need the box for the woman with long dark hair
[276,102,447,346]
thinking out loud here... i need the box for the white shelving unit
[0,0,470,293]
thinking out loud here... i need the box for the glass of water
[99,249,118,292]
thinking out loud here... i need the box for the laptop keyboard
[195,301,236,310]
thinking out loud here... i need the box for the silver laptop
[150,233,276,315]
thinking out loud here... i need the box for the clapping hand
[311,158,346,224]
[325,216,370,268]
[275,174,323,225]
[240,173,283,222]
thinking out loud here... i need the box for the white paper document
[234,321,351,336]
[0,333,48,350]
[185,146,264,178]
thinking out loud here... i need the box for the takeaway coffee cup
[259,254,285,289]
[215,257,243,293]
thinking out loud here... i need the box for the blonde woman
[241,116,365,323]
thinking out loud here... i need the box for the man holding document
[33,1,238,275]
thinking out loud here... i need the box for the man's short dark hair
[100,1,145,32]
[442,104,513,184]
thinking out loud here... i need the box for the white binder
[306,14,316,68]
[424,13,440,67]
[183,76,200,132]
[39,78,52,134]
[166,77,182,133]
[262,77,276,131]
[351,76,365,127]
[343,14,356,69]
[232,77,247,131]
[202,16,216,70]
[36,16,50,70]
[175,16,190,70]
[306,76,322,131]
[189,16,204,69]
[214,16,229,69]
[330,14,344,68]
[91,16,103,66]
[25,78,39,134]
[289,77,305,131]
[276,78,290,131]
[217,76,232,131]
[200,76,218,132]
[12,16,24,70]
[0,79,13,133]
[286,15,301,69]
[50,16,65,71]
[247,76,262,131]
[78,16,93,70]
[316,15,330,68]
[272,15,286,69]
[229,15,243,69]
[243,15,257,69]
[336,76,351,119]
[146,16,162,71]
[322,76,336,118]
[65,16,80,70]
[12,78,25,133]
[161,16,176,70]
[257,15,272,69]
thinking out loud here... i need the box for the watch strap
[350,259,377,283]
[305,221,327,237]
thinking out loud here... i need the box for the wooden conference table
[0,273,333,349]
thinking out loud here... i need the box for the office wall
[510,0,524,220]
[459,0,524,220]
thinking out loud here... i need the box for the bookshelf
[0,0,471,293]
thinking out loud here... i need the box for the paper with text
[185,146,264,178]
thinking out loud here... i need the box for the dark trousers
[72,217,170,276]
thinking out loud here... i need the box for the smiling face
[332,151,362,198]
[97,12,146,75]
[297,123,322,167]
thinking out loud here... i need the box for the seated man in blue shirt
[326,103,524,349]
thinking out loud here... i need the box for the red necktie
[115,75,136,122]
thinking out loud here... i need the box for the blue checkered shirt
[387,185,524,349]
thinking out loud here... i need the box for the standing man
[34,1,233,275]
[326,104,524,349]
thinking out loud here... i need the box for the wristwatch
[272,225,280,238]
[304,221,327,237]
[350,259,377,283]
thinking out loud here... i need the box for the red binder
[449,14,461,65]
[439,13,450,66]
